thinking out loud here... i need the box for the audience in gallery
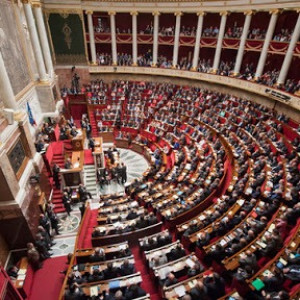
[93,51,299,95]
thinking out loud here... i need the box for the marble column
[212,11,228,72]
[172,12,182,68]
[255,9,279,79]
[277,12,300,85]
[233,11,253,76]
[152,12,160,66]
[23,0,47,81]
[192,12,205,71]
[0,50,18,110]
[33,3,54,76]
[86,11,97,65]
[109,11,118,65]
[131,11,138,66]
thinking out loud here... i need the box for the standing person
[79,202,86,220]
[89,138,95,152]
[27,243,42,270]
[39,214,51,238]
[52,163,60,189]
[78,184,92,202]
[62,192,72,216]
[121,163,127,184]
[48,210,60,235]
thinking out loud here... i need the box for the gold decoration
[152,11,160,16]
[174,12,183,17]
[21,0,30,4]
[269,9,281,15]
[220,11,229,16]
[85,10,93,15]
[130,11,138,16]
[31,2,41,8]
[62,23,72,50]
[108,11,116,16]
[244,10,254,16]
[197,11,206,17]
[60,13,70,19]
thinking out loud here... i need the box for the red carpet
[28,256,67,300]
[84,149,94,165]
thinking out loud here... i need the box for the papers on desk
[157,266,171,280]
[17,274,26,280]
[185,258,195,268]
[119,244,127,250]
[268,223,276,233]
[188,279,198,289]
[237,199,245,206]
[90,286,98,297]
[256,241,267,249]
[245,187,252,195]
[18,269,26,275]
[73,162,79,168]
[174,285,186,297]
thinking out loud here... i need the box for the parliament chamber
[0,0,299,300]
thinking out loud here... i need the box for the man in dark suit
[124,284,146,299]
[89,247,105,262]
[120,259,135,276]
[121,163,127,184]
[103,262,119,279]
[78,184,92,202]
[52,163,60,189]
[62,192,72,216]
[189,280,209,300]
[169,244,186,261]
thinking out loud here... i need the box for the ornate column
[191,12,205,71]
[233,10,253,76]
[255,9,279,79]
[86,11,97,65]
[277,12,300,85]
[22,0,47,81]
[152,12,160,67]
[172,12,182,68]
[212,11,228,73]
[0,51,18,110]
[32,2,54,76]
[109,11,117,65]
[131,11,138,66]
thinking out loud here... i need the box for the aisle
[28,256,67,300]
[131,246,162,300]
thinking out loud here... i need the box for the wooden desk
[80,272,142,297]
[13,257,28,297]
[72,129,86,151]
[94,137,105,168]
[60,151,84,187]
[75,242,130,263]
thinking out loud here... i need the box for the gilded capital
[152,11,160,16]
[108,11,116,16]
[174,12,183,17]
[220,11,229,17]
[31,1,41,8]
[130,11,138,16]
[269,9,281,15]
[21,0,30,4]
[86,10,93,15]
[244,10,254,16]
[197,11,206,17]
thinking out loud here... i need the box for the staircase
[88,108,98,137]
[83,165,98,198]
[51,153,66,214]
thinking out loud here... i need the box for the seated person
[124,284,146,300]
[164,272,178,287]
[65,283,84,300]
[168,244,186,261]
[103,262,119,280]
[120,259,136,276]
[89,247,105,262]
[149,254,168,268]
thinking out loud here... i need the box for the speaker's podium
[60,151,84,187]
[72,129,86,151]
[93,137,105,168]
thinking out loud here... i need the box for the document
[90,286,98,297]
[174,285,186,297]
